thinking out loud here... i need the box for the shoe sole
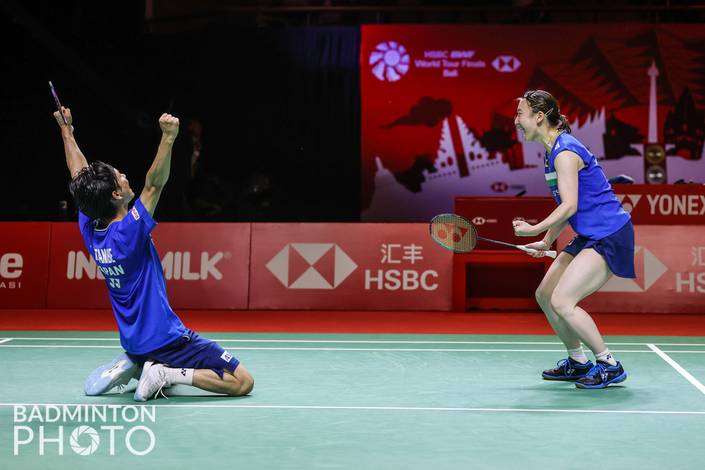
[542,374,588,381]
[84,353,139,396]
[575,372,628,389]
[133,361,156,402]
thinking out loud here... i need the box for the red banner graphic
[361,24,705,221]
[0,223,51,308]
[249,223,453,310]
[454,197,556,250]
[46,222,251,309]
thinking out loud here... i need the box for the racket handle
[519,246,558,259]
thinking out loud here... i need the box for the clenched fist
[53,106,73,130]
[512,218,537,237]
[159,113,179,138]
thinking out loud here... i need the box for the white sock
[567,347,589,364]
[164,367,194,386]
[595,349,617,366]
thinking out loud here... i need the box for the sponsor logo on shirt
[131,207,140,221]
[221,351,233,362]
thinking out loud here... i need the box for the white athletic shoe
[84,352,140,396]
[133,361,170,402]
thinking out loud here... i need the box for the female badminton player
[511,90,633,389]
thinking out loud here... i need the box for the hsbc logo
[599,246,667,293]
[491,182,508,193]
[471,217,498,226]
[266,243,357,289]
[492,55,521,73]
[616,194,642,213]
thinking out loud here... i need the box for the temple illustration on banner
[363,50,705,221]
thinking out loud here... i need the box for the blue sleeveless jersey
[544,133,630,240]
[78,199,186,354]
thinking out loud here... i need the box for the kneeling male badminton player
[53,106,254,401]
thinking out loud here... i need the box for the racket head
[429,213,478,253]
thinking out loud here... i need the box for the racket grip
[519,246,558,259]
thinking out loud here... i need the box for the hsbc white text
[364,270,439,291]
[675,272,705,294]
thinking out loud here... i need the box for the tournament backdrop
[361,24,705,221]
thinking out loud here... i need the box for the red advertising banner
[0,223,51,308]
[613,184,705,225]
[249,223,453,310]
[361,25,705,222]
[557,225,705,313]
[454,197,555,250]
[46,222,251,309]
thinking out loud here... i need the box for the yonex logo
[491,55,521,73]
[369,41,410,82]
[599,246,667,293]
[266,243,357,289]
[616,194,642,213]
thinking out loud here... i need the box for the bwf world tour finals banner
[360,25,705,221]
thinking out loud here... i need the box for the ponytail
[557,114,572,134]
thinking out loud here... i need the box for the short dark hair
[522,90,572,134]
[69,161,120,220]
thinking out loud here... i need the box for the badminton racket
[48,80,69,126]
[430,213,557,258]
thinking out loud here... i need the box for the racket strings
[430,215,477,252]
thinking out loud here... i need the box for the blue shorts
[563,220,636,279]
[128,330,240,378]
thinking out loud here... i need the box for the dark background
[2,0,704,222]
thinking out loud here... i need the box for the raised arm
[139,113,180,216]
[53,107,88,178]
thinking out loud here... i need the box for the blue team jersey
[78,198,186,354]
[544,133,630,240]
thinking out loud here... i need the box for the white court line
[4,337,705,347]
[0,338,12,344]
[0,344,702,353]
[648,344,705,396]
[0,402,703,416]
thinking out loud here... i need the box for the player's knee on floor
[227,367,254,396]
[239,375,254,396]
